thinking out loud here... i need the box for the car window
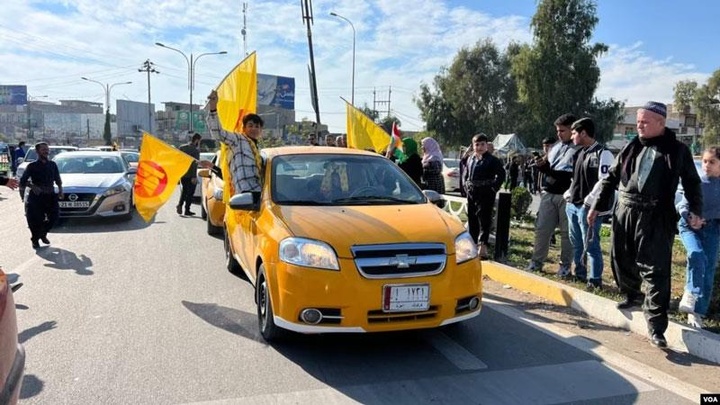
[444,159,459,168]
[121,152,139,163]
[272,154,426,205]
[55,156,125,174]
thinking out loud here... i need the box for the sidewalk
[483,260,720,365]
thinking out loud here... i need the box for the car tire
[207,215,222,236]
[223,227,244,276]
[256,265,285,342]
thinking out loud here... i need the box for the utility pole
[242,2,248,57]
[138,59,159,135]
[373,87,392,121]
[301,0,321,135]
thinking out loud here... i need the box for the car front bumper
[267,257,483,333]
[58,188,132,218]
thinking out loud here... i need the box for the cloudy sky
[1,0,718,134]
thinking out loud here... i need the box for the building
[612,103,703,154]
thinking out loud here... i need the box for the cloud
[596,42,711,106]
[1,0,713,136]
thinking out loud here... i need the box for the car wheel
[207,215,222,236]
[256,265,284,342]
[223,227,243,275]
[200,201,207,220]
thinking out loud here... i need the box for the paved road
[0,188,705,404]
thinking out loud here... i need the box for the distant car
[194,152,217,198]
[44,151,136,220]
[442,158,460,192]
[0,267,24,405]
[17,145,78,200]
[198,150,225,235]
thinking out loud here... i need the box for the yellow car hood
[272,204,465,258]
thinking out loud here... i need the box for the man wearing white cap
[588,101,703,348]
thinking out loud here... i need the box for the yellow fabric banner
[215,52,258,203]
[134,132,194,222]
[346,101,391,153]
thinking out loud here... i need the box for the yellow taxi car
[224,146,482,341]
[198,150,225,236]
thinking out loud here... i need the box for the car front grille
[351,243,447,279]
[367,306,439,323]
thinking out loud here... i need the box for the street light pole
[81,77,132,144]
[330,12,356,106]
[156,43,226,134]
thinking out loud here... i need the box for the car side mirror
[127,166,138,175]
[228,192,259,211]
[197,168,211,178]
[16,157,24,165]
[423,189,446,209]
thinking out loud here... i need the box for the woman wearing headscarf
[421,137,445,194]
[397,137,422,187]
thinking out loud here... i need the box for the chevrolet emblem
[389,254,416,269]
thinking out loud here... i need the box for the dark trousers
[178,177,196,211]
[467,190,496,245]
[611,197,674,334]
[26,194,59,242]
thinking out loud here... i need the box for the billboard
[258,74,295,110]
[0,85,28,105]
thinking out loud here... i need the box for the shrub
[510,187,532,220]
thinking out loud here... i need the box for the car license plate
[382,284,430,312]
[59,201,90,208]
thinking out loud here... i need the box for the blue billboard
[258,74,295,110]
[0,85,28,105]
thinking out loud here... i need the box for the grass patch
[495,221,720,333]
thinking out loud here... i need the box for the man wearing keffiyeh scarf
[588,101,702,349]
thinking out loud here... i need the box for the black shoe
[40,236,50,244]
[617,294,642,309]
[176,205,182,215]
[585,280,602,291]
[31,239,40,249]
[650,333,667,348]
[184,210,196,216]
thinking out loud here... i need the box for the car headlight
[103,184,130,197]
[279,237,339,270]
[455,232,478,264]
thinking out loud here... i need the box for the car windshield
[444,159,459,168]
[272,154,426,206]
[25,147,77,162]
[55,155,126,174]
[121,152,139,163]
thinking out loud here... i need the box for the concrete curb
[483,260,720,365]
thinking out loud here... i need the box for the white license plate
[382,284,430,312]
[59,201,90,208]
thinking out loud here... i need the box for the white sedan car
[443,158,460,192]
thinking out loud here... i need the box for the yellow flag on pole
[215,52,258,202]
[346,100,391,153]
[134,132,194,222]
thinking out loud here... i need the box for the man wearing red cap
[588,101,702,348]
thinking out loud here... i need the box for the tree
[674,80,698,114]
[511,0,612,146]
[694,69,720,146]
[103,110,111,146]
[416,39,521,148]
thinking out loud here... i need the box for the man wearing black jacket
[464,133,505,259]
[527,114,577,274]
[588,101,702,348]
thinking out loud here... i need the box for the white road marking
[484,297,704,402]
[422,330,488,370]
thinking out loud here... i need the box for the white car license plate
[59,201,90,208]
[382,284,430,312]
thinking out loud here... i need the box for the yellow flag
[346,101,391,153]
[134,132,193,222]
[215,52,258,203]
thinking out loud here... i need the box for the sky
[1,0,719,134]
